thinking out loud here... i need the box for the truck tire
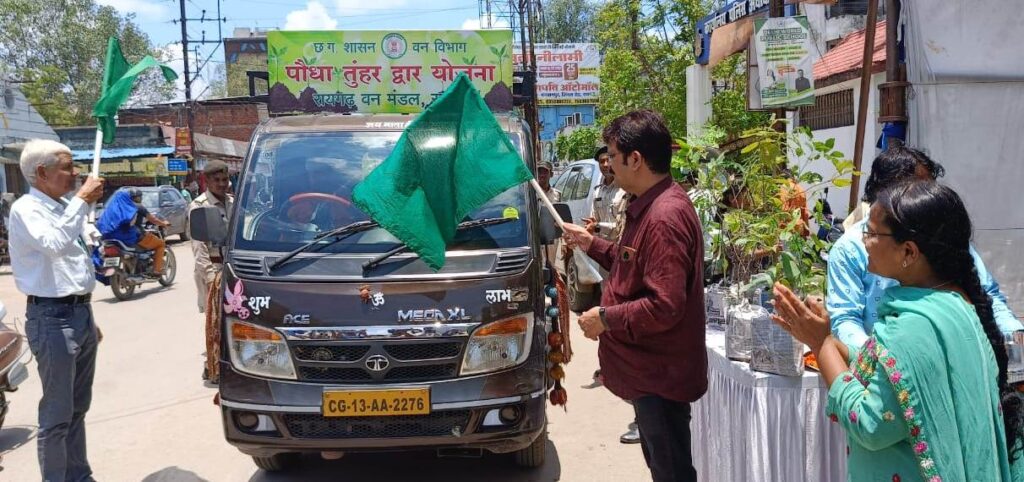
[252,453,298,472]
[514,429,547,468]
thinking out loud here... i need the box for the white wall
[792,73,883,220]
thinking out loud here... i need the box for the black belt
[27,294,92,305]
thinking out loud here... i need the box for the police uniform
[189,191,234,313]
[591,181,628,243]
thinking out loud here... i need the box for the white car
[550,159,605,312]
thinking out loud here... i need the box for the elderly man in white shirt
[9,139,104,482]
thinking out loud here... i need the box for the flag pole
[529,179,566,230]
[88,128,103,221]
[91,129,103,178]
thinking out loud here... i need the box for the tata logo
[365,354,390,372]
[397,308,472,323]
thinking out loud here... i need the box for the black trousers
[633,395,698,482]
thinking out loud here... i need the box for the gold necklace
[930,279,954,290]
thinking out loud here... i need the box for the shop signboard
[514,43,600,105]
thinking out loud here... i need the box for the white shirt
[9,188,95,297]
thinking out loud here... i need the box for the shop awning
[69,146,175,161]
[194,133,249,159]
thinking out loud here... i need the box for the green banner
[267,30,514,114]
[753,16,816,108]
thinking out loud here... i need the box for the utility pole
[173,0,226,180]
[768,0,787,134]
[848,0,880,212]
[526,0,541,162]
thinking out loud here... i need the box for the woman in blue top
[826,146,1022,348]
[773,181,1023,481]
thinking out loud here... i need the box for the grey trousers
[25,300,98,482]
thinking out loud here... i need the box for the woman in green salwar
[772,181,1023,482]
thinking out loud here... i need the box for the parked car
[550,159,604,311]
[101,186,191,241]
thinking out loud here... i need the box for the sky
[96,0,511,100]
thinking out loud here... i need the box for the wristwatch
[598,307,609,329]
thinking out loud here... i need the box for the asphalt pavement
[0,243,650,481]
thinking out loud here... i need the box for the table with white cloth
[692,327,849,482]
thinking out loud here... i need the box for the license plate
[103,257,120,267]
[7,361,27,388]
[322,388,430,417]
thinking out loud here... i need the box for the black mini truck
[189,113,568,471]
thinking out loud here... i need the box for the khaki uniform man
[190,161,233,382]
[191,162,233,312]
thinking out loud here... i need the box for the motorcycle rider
[96,188,170,278]
[128,188,170,277]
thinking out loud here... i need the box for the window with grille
[563,112,582,127]
[798,89,854,131]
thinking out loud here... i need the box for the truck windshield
[234,131,530,253]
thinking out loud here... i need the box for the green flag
[352,73,534,271]
[93,37,178,144]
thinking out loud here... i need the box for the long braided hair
[877,181,1023,461]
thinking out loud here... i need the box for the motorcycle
[0,301,29,431]
[100,224,177,301]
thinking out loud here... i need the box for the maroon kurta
[586,177,707,402]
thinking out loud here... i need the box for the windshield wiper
[268,220,379,272]
[362,217,517,272]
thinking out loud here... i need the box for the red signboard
[175,128,192,154]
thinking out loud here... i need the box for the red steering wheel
[282,192,356,226]
[286,192,352,207]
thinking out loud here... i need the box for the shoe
[581,369,604,389]
[620,425,641,444]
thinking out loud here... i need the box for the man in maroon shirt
[563,110,707,482]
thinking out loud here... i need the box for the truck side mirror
[189,206,228,246]
[539,202,573,244]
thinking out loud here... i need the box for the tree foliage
[592,0,771,142]
[540,0,596,43]
[554,126,600,162]
[595,0,708,138]
[206,64,229,99]
[710,53,771,139]
[0,0,174,126]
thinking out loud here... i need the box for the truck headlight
[461,315,533,376]
[227,319,297,380]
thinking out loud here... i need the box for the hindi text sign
[514,43,600,105]
[267,30,513,114]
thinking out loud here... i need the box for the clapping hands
[769,282,831,353]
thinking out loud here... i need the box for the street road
[0,243,651,481]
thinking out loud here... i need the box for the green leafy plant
[554,126,601,163]
[682,119,858,296]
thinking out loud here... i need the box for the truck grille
[282,411,472,439]
[293,345,371,363]
[290,340,464,383]
[383,342,461,360]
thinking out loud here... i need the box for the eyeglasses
[861,223,895,238]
